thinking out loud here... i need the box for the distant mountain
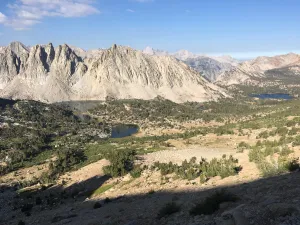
[209,55,240,66]
[172,49,196,60]
[184,56,236,81]
[69,46,106,59]
[0,42,227,103]
[142,46,300,86]
[69,45,87,58]
[142,46,169,56]
[216,53,300,86]
[143,47,240,81]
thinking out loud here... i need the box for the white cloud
[126,9,135,13]
[0,12,7,23]
[0,0,100,30]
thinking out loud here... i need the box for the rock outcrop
[0,42,227,103]
[0,42,28,89]
[184,56,236,81]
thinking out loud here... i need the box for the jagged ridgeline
[0,42,227,103]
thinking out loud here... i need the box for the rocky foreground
[1,157,300,225]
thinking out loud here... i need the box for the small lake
[250,93,293,100]
[111,124,139,138]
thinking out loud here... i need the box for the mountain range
[141,47,300,86]
[1,42,300,104]
[216,53,300,86]
[0,42,227,103]
[142,47,239,81]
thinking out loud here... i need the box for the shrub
[199,173,206,184]
[288,127,299,136]
[202,155,239,179]
[50,148,86,176]
[286,158,300,172]
[39,172,55,184]
[257,156,300,177]
[215,117,224,123]
[264,146,276,157]
[103,149,136,177]
[269,130,276,136]
[93,202,102,209]
[153,156,240,181]
[256,140,262,146]
[293,135,300,146]
[215,127,234,136]
[104,197,111,204]
[190,190,238,215]
[238,141,250,149]
[130,166,143,178]
[279,136,293,145]
[286,120,296,127]
[275,127,289,136]
[279,146,293,156]
[249,144,290,163]
[148,190,155,195]
[38,148,87,184]
[257,131,269,139]
[257,160,277,177]
[157,202,181,219]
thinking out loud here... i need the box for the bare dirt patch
[142,146,236,165]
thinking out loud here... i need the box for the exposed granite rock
[0,42,227,103]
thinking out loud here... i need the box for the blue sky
[0,0,300,59]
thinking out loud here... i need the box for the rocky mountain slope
[184,56,236,81]
[0,42,227,103]
[216,53,300,86]
[143,47,239,81]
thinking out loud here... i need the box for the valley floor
[2,97,300,224]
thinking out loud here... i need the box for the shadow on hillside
[2,171,300,225]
